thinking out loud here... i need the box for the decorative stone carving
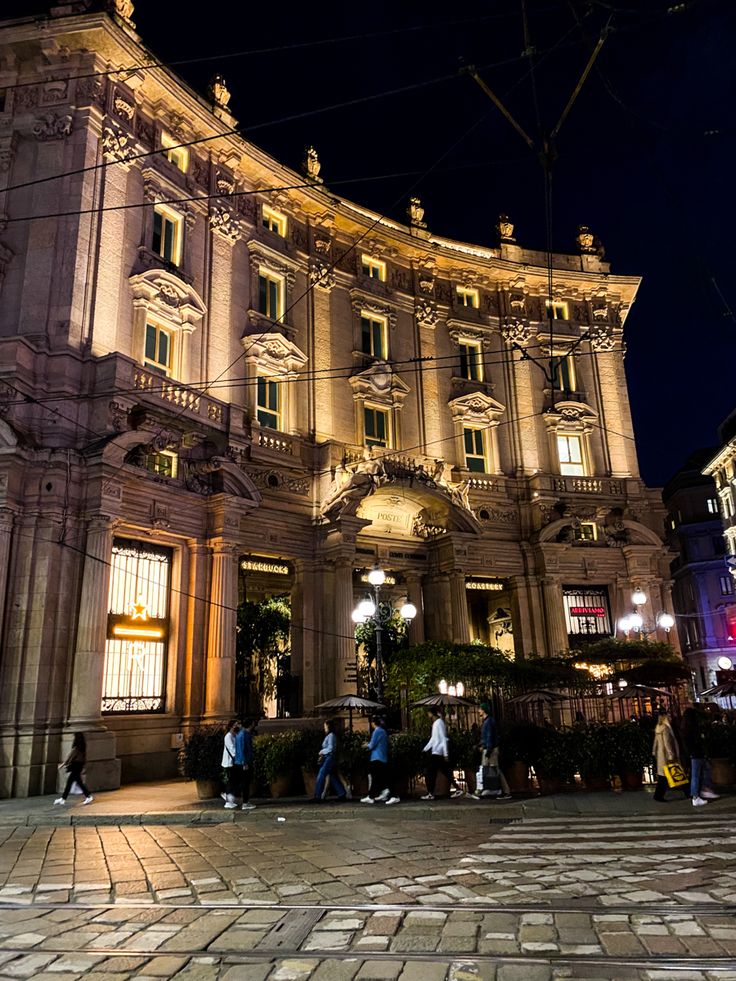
[32,113,72,141]
[108,401,129,432]
[415,299,438,327]
[113,95,135,120]
[475,506,517,525]
[412,508,446,539]
[587,323,616,352]
[407,197,427,229]
[314,236,331,254]
[208,74,231,112]
[102,125,135,163]
[41,80,68,105]
[303,145,323,183]
[500,317,532,345]
[0,133,17,173]
[111,0,135,28]
[209,207,242,242]
[496,214,515,242]
[240,466,309,495]
[576,225,596,253]
[509,291,526,313]
[216,173,235,196]
[320,451,387,520]
[309,259,335,291]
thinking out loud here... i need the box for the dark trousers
[225,765,241,800]
[426,754,456,795]
[369,760,389,799]
[653,774,689,801]
[62,763,90,800]
[242,765,251,804]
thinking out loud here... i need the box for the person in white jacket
[421,708,465,800]
[221,719,240,809]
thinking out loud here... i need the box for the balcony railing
[552,476,624,495]
[133,367,228,429]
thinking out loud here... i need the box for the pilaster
[541,575,568,656]
[204,541,239,720]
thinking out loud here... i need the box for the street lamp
[352,565,417,703]
[617,588,675,637]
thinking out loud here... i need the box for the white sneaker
[224,801,238,809]
[702,790,721,800]
[480,790,494,798]
[242,802,256,810]
[360,795,374,804]
[385,797,400,806]
[420,793,435,801]
[692,796,708,807]
[376,789,390,802]
[53,798,65,806]
[220,793,227,801]
[450,788,464,798]
[82,796,94,805]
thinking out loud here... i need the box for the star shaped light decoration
[130,597,148,620]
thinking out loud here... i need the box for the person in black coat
[681,707,719,807]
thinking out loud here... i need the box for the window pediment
[129,268,206,328]
[242,332,308,374]
[543,400,597,431]
[448,391,505,425]
[349,362,410,406]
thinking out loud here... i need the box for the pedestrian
[652,707,688,803]
[420,708,465,800]
[54,732,94,805]
[474,701,511,800]
[361,716,399,805]
[236,718,257,811]
[681,707,720,808]
[221,719,240,809]
[314,720,347,802]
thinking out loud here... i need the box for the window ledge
[451,376,494,396]
[134,247,193,285]
[245,309,295,340]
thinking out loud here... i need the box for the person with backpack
[54,732,94,806]
[421,708,465,800]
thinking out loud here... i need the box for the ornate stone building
[0,1,677,795]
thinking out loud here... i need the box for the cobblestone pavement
[0,810,735,980]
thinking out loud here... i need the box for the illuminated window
[550,354,575,392]
[361,255,386,281]
[103,539,171,714]
[720,575,733,596]
[144,450,178,478]
[257,376,280,429]
[144,323,173,376]
[576,521,598,542]
[707,497,719,514]
[161,132,188,173]
[464,427,487,472]
[258,271,284,321]
[557,433,585,476]
[456,286,479,308]
[361,313,387,360]
[563,585,612,637]
[545,299,569,320]
[364,405,390,448]
[458,341,483,381]
[152,206,182,264]
[262,206,287,236]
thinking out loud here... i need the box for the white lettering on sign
[377,512,402,523]
[241,560,290,575]
[465,580,505,591]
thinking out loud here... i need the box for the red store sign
[569,607,607,617]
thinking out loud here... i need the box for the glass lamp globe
[657,612,675,631]
[629,612,644,630]
[631,588,647,607]
[717,655,733,671]
[618,615,632,633]
[399,602,417,621]
[368,567,386,587]
[438,679,448,694]
[456,682,465,697]
[351,609,365,624]
[357,597,376,619]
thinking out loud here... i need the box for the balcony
[133,365,228,430]
[552,476,625,495]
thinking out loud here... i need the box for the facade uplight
[631,588,647,607]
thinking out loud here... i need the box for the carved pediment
[448,391,505,424]
[241,332,308,374]
[349,362,410,405]
[129,268,206,327]
[543,400,597,429]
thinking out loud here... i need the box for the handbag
[482,765,502,796]
[663,761,688,788]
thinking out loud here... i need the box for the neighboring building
[0,1,677,796]
[663,450,734,693]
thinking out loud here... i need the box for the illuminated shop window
[152,205,182,264]
[257,376,280,429]
[464,427,487,472]
[361,314,388,360]
[563,585,612,638]
[364,405,390,448]
[456,286,479,308]
[102,539,171,713]
[459,341,483,381]
[361,255,386,281]
[262,206,287,236]
[557,433,585,476]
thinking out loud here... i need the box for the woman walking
[221,719,241,809]
[314,720,347,802]
[681,707,720,807]
[652,707,688,803]
[361,717,399,805]
[54,732,93,805]
[421,708,465,800]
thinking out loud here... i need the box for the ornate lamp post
[352,566,416,704]
[617,587,675,638]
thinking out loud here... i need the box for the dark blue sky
[14,0,736,484]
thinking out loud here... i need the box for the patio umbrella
[700,681,736,709]
[411,693,477,708]
[606,684,672,700]
[315,694,385,731]
[508,689,570,704]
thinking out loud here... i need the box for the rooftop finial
[408,197,427,229]
[496,214,515,243]
[303,146,323,183]
[111,0,135,28]
[208,74,231,113]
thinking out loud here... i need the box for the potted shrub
[296,728,324,797]
[338,730,371,797]
[501,724,546,793]
[577,723,615,791]
[613,721,651,790]
[390,731,426,797]
[262,731,304,797]
[535,728,578,794]
[178,724,225,799]
[703,722,736,788]
[448,728,480,796]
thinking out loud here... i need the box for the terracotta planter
[301,769,317,797]
[348,771,369,797]
[583,774,610,792]
[710,758,736,788]
[269,775,293,798]
[506,761,529,793]
[195,779,219,800]
[621,770,643,791]
[536,775,564,795]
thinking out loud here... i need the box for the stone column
[182,542,210,726]
[403,573,425,645]
[541,576,569,656]
[204,542,238,720]
[333,558,356,697]
[508,575,531,660]
[0,509,15,653]
[66,515,121,791]
[449,571,470,643]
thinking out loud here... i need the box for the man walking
[236,718,257,811]
[476,701,511,800]
[361,717,399,805]
[421,708,465,800]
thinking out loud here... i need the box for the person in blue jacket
[236,718,257,811]
[361,716,399,805]
[314,719,347,801]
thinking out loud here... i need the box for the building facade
[663,451,734,693]
[0,1,677,796]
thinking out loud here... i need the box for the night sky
[11,0,736,485]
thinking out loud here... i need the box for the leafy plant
[576,723,616,780]
[260,730,302,783]
[389,732,426,783]
[178,725,225,781]
[448,728,480,772]
[501,724,546,767]
[536,728,578,782]
[703,721,736,762]
[295,728,326,775]
[236,596,291,716]
[612,721,652,772]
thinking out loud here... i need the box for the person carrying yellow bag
[652,707,689,802]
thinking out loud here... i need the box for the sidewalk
[0,779,734,826]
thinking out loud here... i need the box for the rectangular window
[103,538,171,714]
[464,427,486,472]
[707,497,719,514]
[563,585,613,638]
[258,271,284,321]
[144,450,178,478]
[364,405,389,447]
[361,255,386,281]
[576,521,598,542]
[152,206,182,264]
[545,299,569,320]
[161,132,188,173]
[459,341,483,381]
[720,575,733,596]
[257,376,280,429]
[262,206,287,236]
[456,286,479,308]
[557,433,585,476]
[144,323,173,376]
[550,354,575,392]
[361,314,387,360]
